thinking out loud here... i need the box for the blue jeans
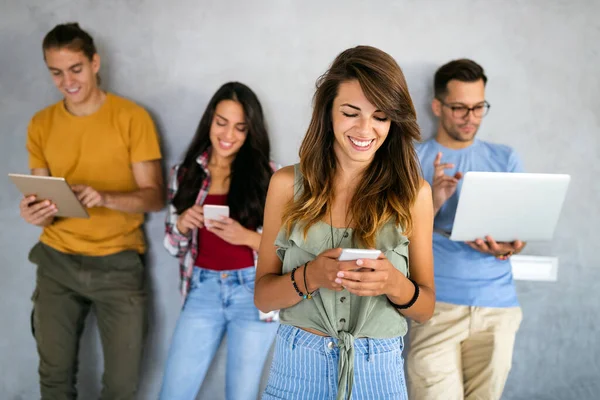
[159,266,279,400]
[262,324,408,400]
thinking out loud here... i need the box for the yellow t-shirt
[26,93,162,256]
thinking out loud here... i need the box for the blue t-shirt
[416,138,524,308]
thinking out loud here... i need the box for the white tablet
[8,173,89,219]
[449,172,570,242]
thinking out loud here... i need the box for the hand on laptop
[432,152,463,215]
[465,235,525,258]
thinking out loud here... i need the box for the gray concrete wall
[1,1,598,399]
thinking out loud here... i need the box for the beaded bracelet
[290,266,307,299]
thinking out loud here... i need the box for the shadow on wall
[137,241,163,398]
[402,62,438,142]
[94,36,113,99]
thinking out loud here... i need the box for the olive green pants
[29,241,148,400]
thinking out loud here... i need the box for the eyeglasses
[437,98,491,119]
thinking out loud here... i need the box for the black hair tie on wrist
[302,261,312,299]
[389,278,419,309]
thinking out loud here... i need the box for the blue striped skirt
[262,324,408,400]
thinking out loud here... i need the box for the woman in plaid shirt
[159,82,279,400]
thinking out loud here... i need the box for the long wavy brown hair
[283,45,422,248]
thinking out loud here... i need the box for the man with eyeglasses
[406,59,525,400]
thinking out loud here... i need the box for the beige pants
[406,302,522,400]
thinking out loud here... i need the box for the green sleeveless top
[274,164,410,400]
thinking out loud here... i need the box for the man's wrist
[432,200,442,215]
[37,216,55,227]
[100,191,111,208]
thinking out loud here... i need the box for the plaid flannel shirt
[164,150,279,320]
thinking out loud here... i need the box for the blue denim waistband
[277,323,403,356]
[193,266,255,285]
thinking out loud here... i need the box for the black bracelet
[389,278,419,309]
[302,261,312,299]
[290,266,307,299]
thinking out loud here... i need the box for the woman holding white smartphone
[160,82,279,400]
[254,46,436,400]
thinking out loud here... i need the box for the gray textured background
[1,1,598,399]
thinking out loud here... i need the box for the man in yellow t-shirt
[19,23,164,400]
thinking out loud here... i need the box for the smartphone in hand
[203,205,230,228]
[338,248,381,271]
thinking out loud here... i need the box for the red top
[195,194,254,271]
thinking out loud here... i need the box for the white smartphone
[203,205,230,228]
[337,248,381,261]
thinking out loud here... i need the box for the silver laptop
[449,172,570,242]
